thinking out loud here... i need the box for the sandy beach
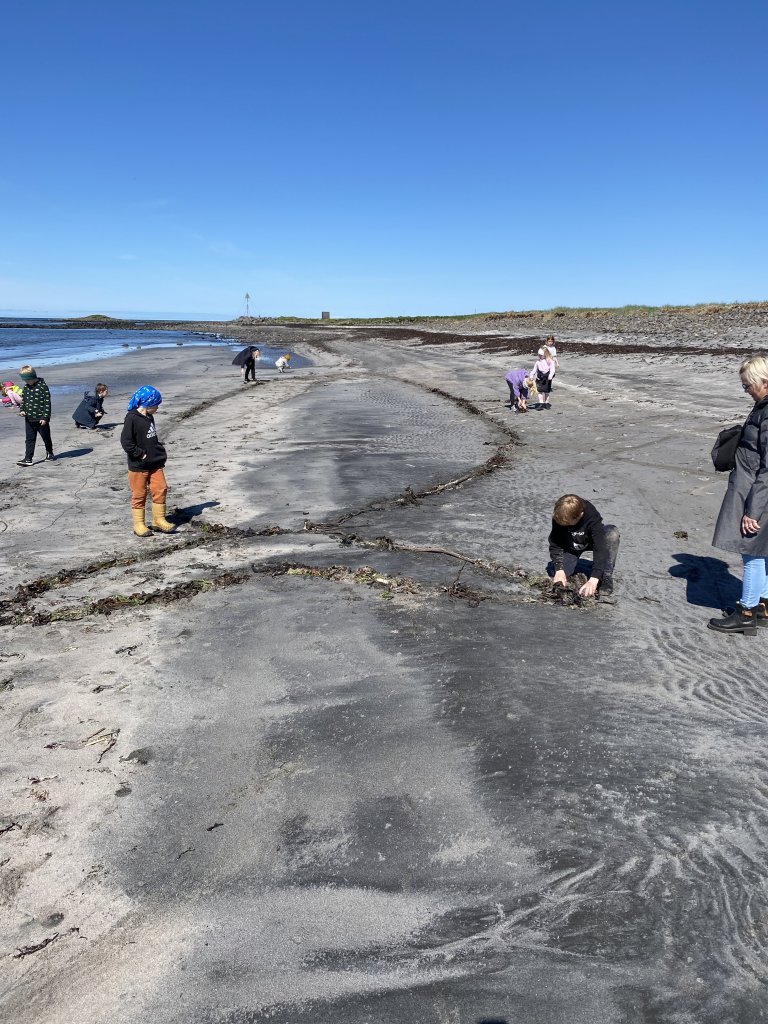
[2,319,768,1023]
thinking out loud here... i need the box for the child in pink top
[532,349,556,410]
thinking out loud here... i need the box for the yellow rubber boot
[132,508,151,537]
[151,503,177,533]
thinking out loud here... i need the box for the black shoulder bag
[711,423,743,472]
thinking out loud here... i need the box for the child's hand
[578,577,599,597]
[552,569,568,587]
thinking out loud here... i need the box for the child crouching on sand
[73,383,108,429]
[275,354,291,373]
[120,386,177,537]
[549,494,619,598]
[1,382,22,409]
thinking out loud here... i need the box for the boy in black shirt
[549,494,620,597]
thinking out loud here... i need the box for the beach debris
[206,822,224,832]
[531,572,595,607]
[13,926,83,959]
[115,644,140,655]
[81,726,120,762]
[0,677,14,692]
[14,933,59,958]
[673,530,689,539]
[115,785,132,797]
[178,846,195,859]
[1,821,21,837]
[442,566,486,608]
[92,684,113,693]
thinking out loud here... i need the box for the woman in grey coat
[709,354,768,635]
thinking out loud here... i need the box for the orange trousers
[128,468,168,510]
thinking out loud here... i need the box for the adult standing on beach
[709,355,768,635]
[16,365,55,466]
[120,386,177,537]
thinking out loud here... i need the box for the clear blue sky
[2,0,766,319]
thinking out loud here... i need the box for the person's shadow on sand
[54,448,93,460]
[172,501,221,524]
[669,553,742,611]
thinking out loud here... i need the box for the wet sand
[1,325,768,1023]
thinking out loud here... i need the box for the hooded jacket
[72,391,104,427]
[20,378,52,421]
[120,410,167,471]
[232,347,257,367]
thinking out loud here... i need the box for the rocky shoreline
[4,301,768,347]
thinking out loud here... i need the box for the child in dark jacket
[120,386,177,537]
[16,365,54,466]
[549,494,620,597]
[73,384,108,429]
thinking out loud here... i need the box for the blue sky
[1,0,766,319]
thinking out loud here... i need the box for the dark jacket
[549,500,611,579]
[120,410,167,471]
[20,378,51,421]
[72,391,104,428]
[232,347,256,367]
[712,396,768,556]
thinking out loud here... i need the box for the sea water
[0,323,312,375]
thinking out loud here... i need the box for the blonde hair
[740,355,768,388]
[553,494,585,526]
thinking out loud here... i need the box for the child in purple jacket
[505,369,535,412]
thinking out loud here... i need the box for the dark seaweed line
[0,559,572,628]
[0,376,525,628]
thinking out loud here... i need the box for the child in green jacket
[17,365,55,466]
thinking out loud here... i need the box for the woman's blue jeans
[741,555,768,607]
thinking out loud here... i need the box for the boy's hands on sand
[552,569,568,587]
[579,577,600,597]
[742,515,760,535]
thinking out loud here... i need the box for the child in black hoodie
[120,386,177,537]
[549,494,620,597]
